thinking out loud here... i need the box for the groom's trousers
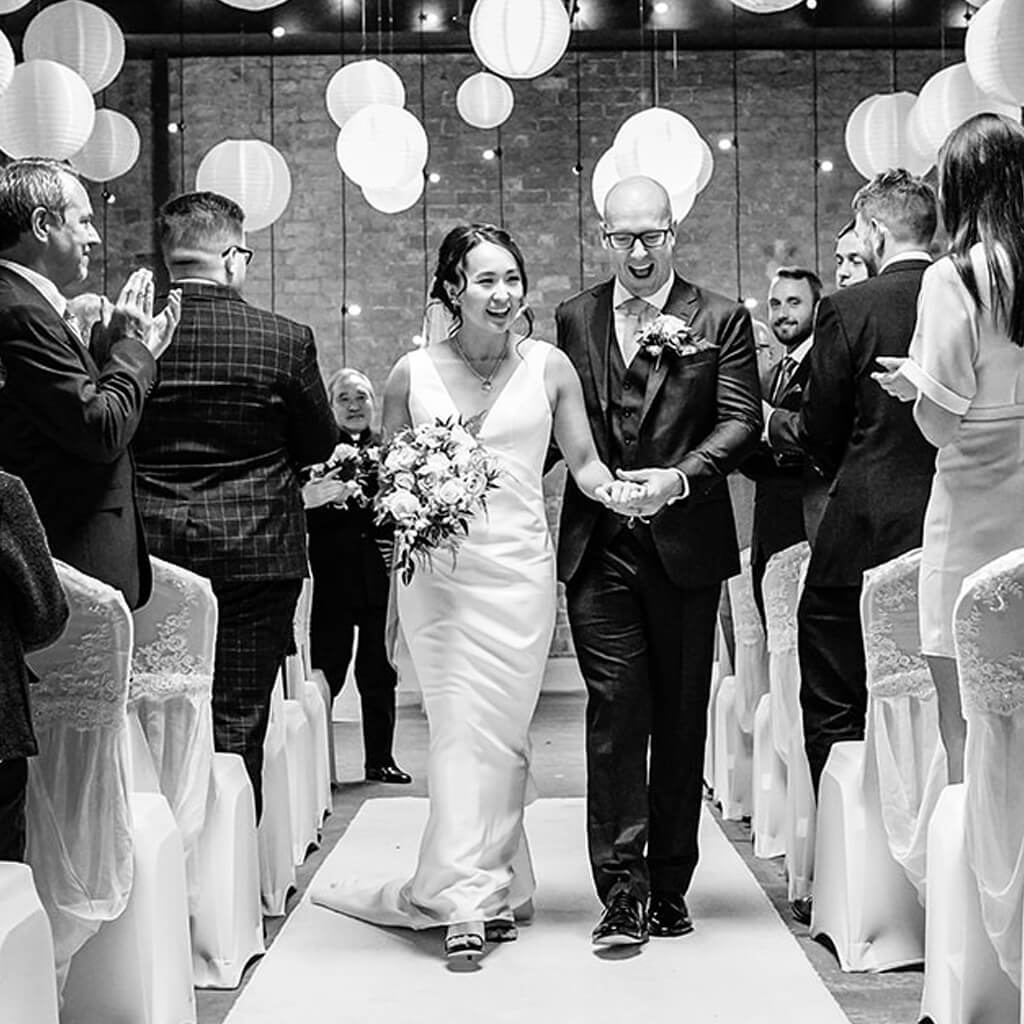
[566,525,719,905]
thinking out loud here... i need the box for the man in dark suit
[0,158,177,610]
[742,266,825,623]
[783,170,937,802]
[132,191,337,819]
[554,176,761,946]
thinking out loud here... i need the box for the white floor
[224,797,850,1024]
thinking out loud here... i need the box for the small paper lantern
[23,1,125,94]
[470,0,571,80]
[0,0,31,11]
[325,59,405,130]
[195,139,292,233]
[335,104,429,191]
[456,71,514,130]
[913,62,1019,155]
[362,174,425,214]
[966,0,1024,106]
[72,109,140,182]
[730,0,803,10]
[844,92,932,179]
[217,0,289,8]
[0,31,14,98]
[0,60,95,160]
[613,107,705,196]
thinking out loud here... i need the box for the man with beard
[741,267,822,624]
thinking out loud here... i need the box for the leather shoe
[591,892,648,946]
[648,892,693,937]
[790,895,812,926]
[365,764,412,784]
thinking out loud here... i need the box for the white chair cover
[23,561,134,990]
[751,691,786,859]
[130,556,217,909]
[955,548,1024,986]
[0,863,59,1024]
[258,680,297,916]
[861,547,945,901]
[726,547,769,734]
[712,673,751,820]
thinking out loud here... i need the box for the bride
[312,223,637,966]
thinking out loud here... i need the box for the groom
[554,175,761,946]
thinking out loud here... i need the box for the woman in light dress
[313,224,636,965]
[876,113,1024,783]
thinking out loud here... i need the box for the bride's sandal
[444,923,484,968]
[484,919,519,943]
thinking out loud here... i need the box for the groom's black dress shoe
[790,895,812,926]
[365,765,412,784]
[591,892,649,946]
[648,892,693,937]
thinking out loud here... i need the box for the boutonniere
[636,313,717,370]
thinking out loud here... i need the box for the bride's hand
[872,356,917,402]
[595,480,647,515]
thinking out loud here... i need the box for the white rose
[381,490,422,521]
[436,479,466,505]
[331,442,359,465]
[419,452,452,477]
[392,471,417,491]
[384,445,419,472]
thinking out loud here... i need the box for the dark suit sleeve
[677,303,762,493]
[796,296,854,481]
[544,304,569,474]
[0,306,155,464]
[283,326,339,469]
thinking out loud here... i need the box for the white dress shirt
[612,274,675,366]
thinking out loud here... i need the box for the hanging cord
[573,8,585,292]
[341,1,352,362]
[177,0,186,189]
[811,15,820,276]
[889,0,897,92]
[731,6,742,302]
[637,0,647,106]
[496,125,505,228]
[269,47,277,313]
[419,3,429,306]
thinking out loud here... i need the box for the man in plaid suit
[133,191,337,819]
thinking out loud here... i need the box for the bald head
[603,176,672,227]
[601,176,676,299]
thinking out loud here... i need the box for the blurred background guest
[303,368,410,785]
[833,219,872,290]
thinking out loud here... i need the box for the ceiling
[0,0,975,57]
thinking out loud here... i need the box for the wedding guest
[303,367,411,785]
[0,468,69,862]
[133,191,337,820]
[742,267,823,622]
[793,168,937,807]
[833,220,871,290]
[0,158,179,609]
[555,176,761,946]
[875,114,1024,784]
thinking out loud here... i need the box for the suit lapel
[639,275,698,429]
[584,284,614,417]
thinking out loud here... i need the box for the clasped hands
[594,467,684,522]
[302,470,361,510]
[81,268,182,359]
[872,355,917,402]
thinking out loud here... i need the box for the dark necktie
[772,355,797,404]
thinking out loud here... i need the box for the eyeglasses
[602,229,673,251]
[221,244,254,266]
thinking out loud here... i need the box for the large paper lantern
[196,139,292,232]
[730,0,803,10]
[72,109,140,182]
[0,60,95,160]
[0,31,13,97]
[23,1,125,94]
[844,92,932,179]
[592,144,700,226]
[695,136,714,193]
[217,0,289,8]
[966,0,1024,106]
[470,0,571,80]
[456,71,514,130]
[0,0,31,11]
[325,59,405,130]
[362,174,425,214]
[613,107,705,196]
[336,104,429,191]
[913,62,1019,155]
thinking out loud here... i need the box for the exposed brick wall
[87,45,954,656]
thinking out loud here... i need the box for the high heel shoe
[444,922,484,969]
[484,919,518,943]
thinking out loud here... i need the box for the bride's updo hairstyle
[428,223,534,339]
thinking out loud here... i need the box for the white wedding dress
[313,340,557,928]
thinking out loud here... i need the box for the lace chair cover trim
[728,549,765,646]
[129,670,214,702]
[763,542,810,654]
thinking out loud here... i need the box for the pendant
[480,380,493,392]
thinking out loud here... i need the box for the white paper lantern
[730,0,804,10]
[0,32,14,98]
[72,109,140,182]
[613,107,705,196]
[695,136,714,193]
[470,0,571,80]
[0,60,95,160]
[966,0,1024,106]
[670,184,698,225]
[362,174,425,214]
[914,62,1019,155]
[456,71,514,130]
[844,92,932,179]
[23,1,125,94]
[195,139,292,233]
[325,59,405,130]
[217,0,289,9]
[590,148,619,218]
[336,104,429,191]
[0,0,31,11]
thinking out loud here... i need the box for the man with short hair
[133,191,337,818]
[833,220,872,290]
[0,158,176,609]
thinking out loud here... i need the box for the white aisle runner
[225,798,850,1024]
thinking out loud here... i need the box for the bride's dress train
[312,340,557,928]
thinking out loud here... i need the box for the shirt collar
[787,335,814,366]
[613,272,676,313]
[879,250,932,273]
[0,259,67,318]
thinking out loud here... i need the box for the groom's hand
[614,467,684,516]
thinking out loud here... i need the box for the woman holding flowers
[312,223,635,966]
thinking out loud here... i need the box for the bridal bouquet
[635,313,716,369]
[304,441,381,509]
[375,417,500,584]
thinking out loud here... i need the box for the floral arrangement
[304,440,382,509]
[375,417,500,584]
[635,313,716,369]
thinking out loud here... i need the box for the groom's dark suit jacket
[554,274,762,587]
[0,266,156,608]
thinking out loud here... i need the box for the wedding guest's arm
[283,326,339,469]
[380,355,414,442]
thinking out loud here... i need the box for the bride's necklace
[450,334,508,392]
